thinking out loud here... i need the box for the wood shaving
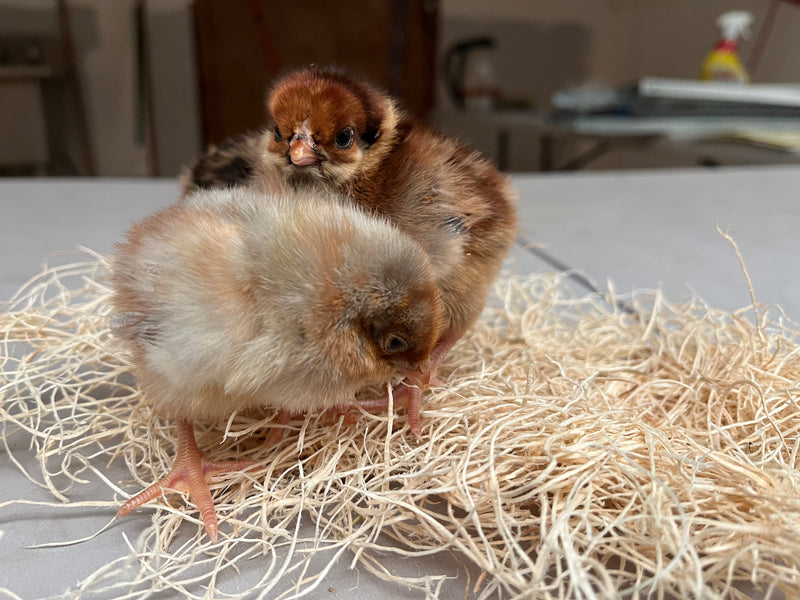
[1,249,798,599]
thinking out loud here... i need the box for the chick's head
[266,68,398,189]
[305,215,442,388]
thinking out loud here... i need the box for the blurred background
[2,0,800,178]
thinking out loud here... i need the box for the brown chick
[180,67,517,436]
[110,185,443,541]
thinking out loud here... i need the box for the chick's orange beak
[288,135,321,167]
[399,361,431,386]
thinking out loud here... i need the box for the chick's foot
[331,380,423,437]
[116,419,257,543]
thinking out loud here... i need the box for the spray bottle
[700,10,752,83]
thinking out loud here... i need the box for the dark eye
[383,335,408,354]
[274,126,282,142]
[334,127,354,150]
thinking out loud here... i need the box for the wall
[1,1,799,175]
[438,0,800,170]
[441,0,800,87]
[146,0,200,177]
[0,0,199,177]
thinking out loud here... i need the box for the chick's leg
[265,409,296,445]
[354,383,423,433]
[117,419,256,543]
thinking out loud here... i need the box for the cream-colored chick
[110,186,442,541]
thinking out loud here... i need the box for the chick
[180,67,517,435]
[111,185,443,541]
[182,133,261,191]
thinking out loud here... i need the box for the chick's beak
[288,135,321,167]
[398,361,431,386]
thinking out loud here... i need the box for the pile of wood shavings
[1,249,799,599]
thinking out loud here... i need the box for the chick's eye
[334,127,354,150]
[274,126,282,142]
[383,335,408,354]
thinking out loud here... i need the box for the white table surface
[1,167,797,598]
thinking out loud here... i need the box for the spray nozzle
[717,10,752,42]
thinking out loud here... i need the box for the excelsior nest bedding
[0,249,798,599]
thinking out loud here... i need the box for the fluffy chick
[111,185,442,541]
[180,67,518,434]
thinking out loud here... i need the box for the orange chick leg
[116,419,257,543]
[353,383,424,436]
[265,409,296,445]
